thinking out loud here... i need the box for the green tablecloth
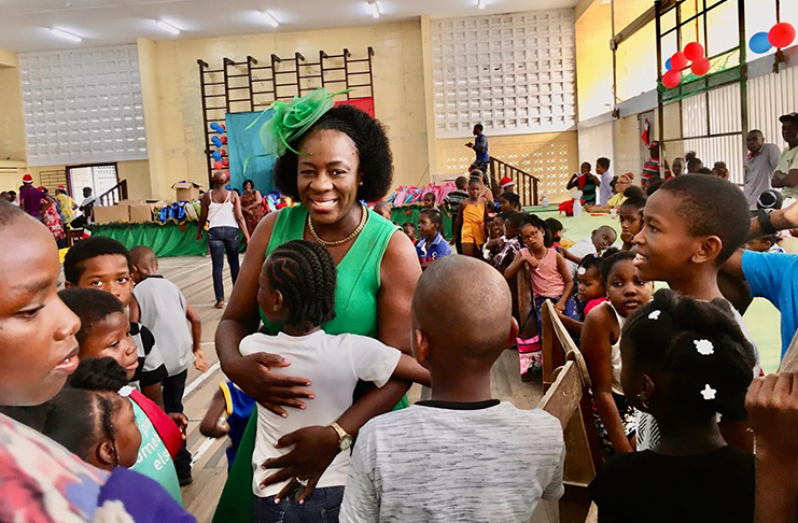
[391,204,455,240]
[89,222,244,257]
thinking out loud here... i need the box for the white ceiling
[0,0,580,53]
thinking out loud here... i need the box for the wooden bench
[537,300,603,523]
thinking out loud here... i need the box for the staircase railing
[489,156,540,206]
[97,179,128,207]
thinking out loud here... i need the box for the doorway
[68,164,119,206]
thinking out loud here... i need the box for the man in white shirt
[341,256,564,523]
[773,113,798,206]
[597,157,613,207]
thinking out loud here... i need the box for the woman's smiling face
[296,128,363,227]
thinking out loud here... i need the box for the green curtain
[89,222,245,257]
[390,204,454,240]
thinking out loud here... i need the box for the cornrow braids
[265,240,337,330]
[622,289,755,422]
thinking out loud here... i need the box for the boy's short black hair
[420,209,443,229]
[597,157,611,170]
[274,105,393,202]
[423,193,436,203]
[455,176,468,190]
[474,124,484,132]
[63,236,131,285]
[505,212,525,228]
[660,174,749,263]
[646,178,665,197]
[500,191,520,207]
[402,222,415,229]
[58,288,126,345]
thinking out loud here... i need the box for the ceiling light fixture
[367,1,380,18]
[477,0,487,9]
[156,20,180,35]
[261,11,280,28]
[50,28,82,42]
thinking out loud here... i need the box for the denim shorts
[254,486,343,523]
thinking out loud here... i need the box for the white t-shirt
[239,330,401,498]
[134,276,194,377]
[567,236,598,274]
[340,401,565,523]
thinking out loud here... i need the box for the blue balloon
[211,136,222,147]
[212,151,222,160]
[210,122,221,132]
[665,58,672,70]
[750,32,772,54]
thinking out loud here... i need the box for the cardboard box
[172,181,202,202]
[128,201,153,223]
[94,201,130,225]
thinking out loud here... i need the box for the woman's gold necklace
[308,202,368,247]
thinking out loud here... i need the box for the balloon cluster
[663,42,711,88]
[209,123,230,176]
[749,23,796,54]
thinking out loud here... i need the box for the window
[68,164,119,204]
[432,11,577,138]
[19,45,147,166]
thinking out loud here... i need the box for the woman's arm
[566,174,578,190]
[555,253,575,311]
[232,193,251,244]
[199,388,229,439]
[195,193,210,241]
[581,308,633,453]
[454,202,465,233]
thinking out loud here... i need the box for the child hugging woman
[580,252,654,454]
[590,289,757,523]
[456,177,490,259]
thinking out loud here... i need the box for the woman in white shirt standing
[197,172,251,309]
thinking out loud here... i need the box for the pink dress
[522,247,565,298]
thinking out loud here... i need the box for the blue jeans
[254,487,343,523]
[208,226,240,302]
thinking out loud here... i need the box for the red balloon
[670,51,688,70]
[769,22,797,49]
[220,136,227,144]
[214,161,223,170]
[684,42,704,61]
[222,158,229,167]
[662,69,682,89]
[691,57,711,76]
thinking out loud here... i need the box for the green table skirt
[391,204,455,240]
[88,222,244,257]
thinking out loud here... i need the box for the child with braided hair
[590,289,756,523]
[244,240,430,522]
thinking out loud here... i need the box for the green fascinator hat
[247,88,348,157]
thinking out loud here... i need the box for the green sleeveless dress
[213,205,408,522]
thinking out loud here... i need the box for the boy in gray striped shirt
[341,256,565,523]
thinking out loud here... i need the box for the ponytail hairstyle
[263,240,337,330]
[577,247,621,279]
[523,214,553,248]
[621,289,755,422]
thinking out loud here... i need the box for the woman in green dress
[213,92,423,521]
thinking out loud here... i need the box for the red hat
[499,177,515,188]
[37,186,45,191]
[57,185,66,190]
[22,174,33,184]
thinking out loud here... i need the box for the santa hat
[499,177,515,188]
[22,174,33,184]
[57,185,66,190]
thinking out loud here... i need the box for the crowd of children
[6,155,798,523]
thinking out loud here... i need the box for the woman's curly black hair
[273,105,393,202]
[263,240,337,330]
[621,289,756,422]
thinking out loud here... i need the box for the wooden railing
[98,179,128,207]
[489,156,540,207]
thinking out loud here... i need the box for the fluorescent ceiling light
[367,1,380,18]
[156,20,180,35]
[50,28,82,42]
[261,11,280,28]
[478,0,487,9]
